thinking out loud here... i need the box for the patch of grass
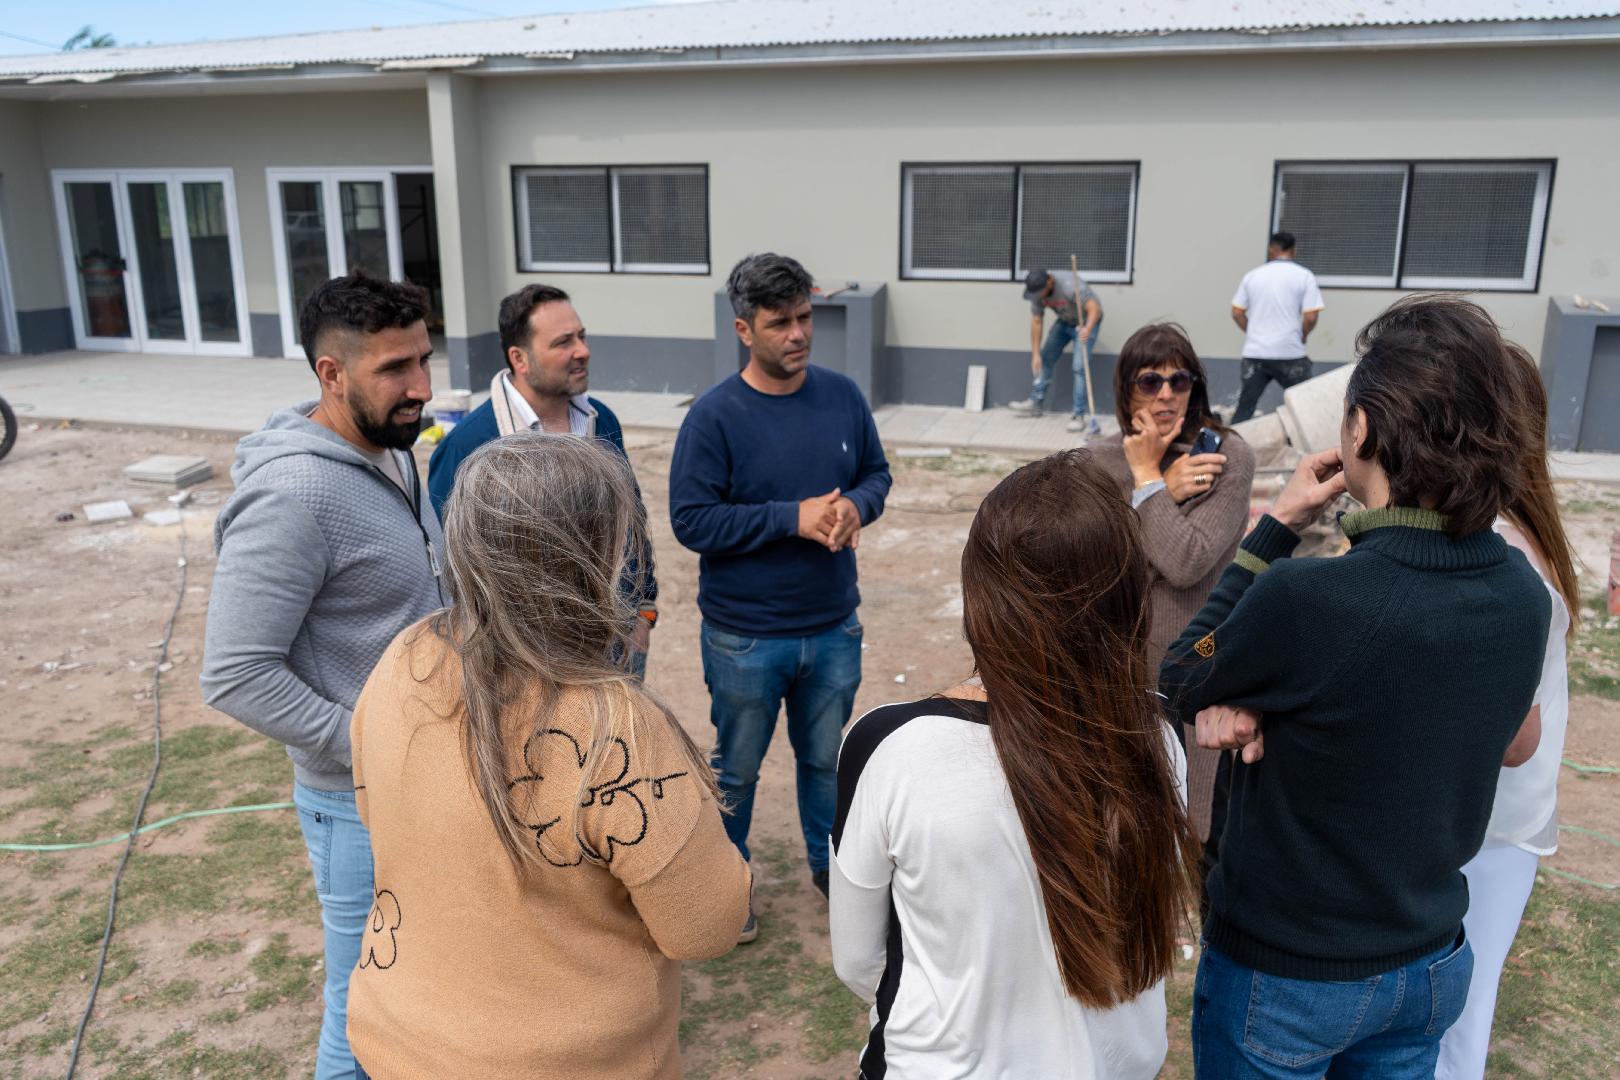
[1568,594,1620,700]
[146,978,200,1008]
[205,1006,244,1026]
[0,887,135,1029]
[186,936,244,959]
[682,841,866,1071]
[89,1029,288,1080]
[245,932,319,1012]
[1486,878,1620,1076]
[119,811,309,924]
[898,450,1019,477]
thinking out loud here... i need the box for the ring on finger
[1198,474,1210,484]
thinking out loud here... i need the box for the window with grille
[901,163,1137,282]
[1273,161,1552,290]
[514,165,708,274]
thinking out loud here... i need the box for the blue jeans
[1193,935,1474,1079]
[701,612,863,874]
[294,782,376,1080]
[1030,318,1101,415]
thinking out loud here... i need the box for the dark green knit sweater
[1160,508,1550,980]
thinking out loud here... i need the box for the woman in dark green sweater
[1160,295,1550,1079]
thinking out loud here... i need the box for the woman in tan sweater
[1090,323,1254,848]
[347,434,750,1080]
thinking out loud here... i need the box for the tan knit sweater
[347,623,751,1079]
[1092,431,1255,839]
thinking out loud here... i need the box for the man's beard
[353,398,422,451]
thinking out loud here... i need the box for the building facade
[1,1,1617,431]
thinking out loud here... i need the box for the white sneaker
[1007,399,1041,414]
[1065,416,1086,432]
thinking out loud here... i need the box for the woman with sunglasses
[1093,323,1254,863]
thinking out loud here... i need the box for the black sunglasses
[1134,370,1198,395]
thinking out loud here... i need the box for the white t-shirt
[360,446,412,500]
[1232,259,1324,360]
[829,696,1185,1080]
[1483,518,1571,854]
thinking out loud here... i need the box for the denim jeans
[1193,935,1474,1079]
[1029,318,1101,415]
[1232,357,1313,423]
[701,611,863,874]
[294,782,376,1080]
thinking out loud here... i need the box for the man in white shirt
[1229,231,1324,422]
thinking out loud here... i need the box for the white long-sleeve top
[829,696,1185,1080]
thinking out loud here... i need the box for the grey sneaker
[1006,398,1041,414]
[738,902,758,945]
[1065,416,1086,432]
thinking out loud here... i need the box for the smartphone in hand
[1191,427,1224,456]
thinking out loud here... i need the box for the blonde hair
[419,433,716,869]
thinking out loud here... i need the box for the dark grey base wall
[16,308,73,354]
[249,313,283,360]
[442,329,1342,422]
[1540,296,1620,452]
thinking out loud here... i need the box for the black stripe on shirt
[831,696,987,854]
[859,892,904,1080]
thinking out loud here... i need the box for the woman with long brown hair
[1437,347,1579,1079]
[829,449,1199,1079]
[1090,323,1255,861]
[346,434,750,1079]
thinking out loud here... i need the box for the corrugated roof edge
[1,4,1617,78]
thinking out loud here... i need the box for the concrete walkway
[3,349,1616,481]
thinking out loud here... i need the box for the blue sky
[0,0,704,56]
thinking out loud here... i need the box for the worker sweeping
[1008,264,1104,434]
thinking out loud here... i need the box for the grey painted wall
[447,330,503,391]
[16,307,74,354]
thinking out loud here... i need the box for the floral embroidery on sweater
[506,728,687,867]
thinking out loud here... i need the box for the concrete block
[1278,362,1355,455]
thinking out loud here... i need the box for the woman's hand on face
[1123,407,1176,485]
[1271,447,1348,532]
[1164,452,1228,503]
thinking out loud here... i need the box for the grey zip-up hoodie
[201,402,447,792]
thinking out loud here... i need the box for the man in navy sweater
[428,284,657,674]
[670,253,891,940]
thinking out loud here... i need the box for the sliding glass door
[268,168,420,358]
[52,169,250,355]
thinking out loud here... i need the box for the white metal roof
[1,0,1615,79]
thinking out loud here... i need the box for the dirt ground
[1,422,1617,1079]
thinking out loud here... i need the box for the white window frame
[1014,164,1138,285]
[1272,163,1408,289]
[901,163,1138,283]
[901,165,1016,281]
[267,166,421,360]
[1399,162,1551,292]
[51,167,252,357]
[513,166,612,274]
[1274,160,1553,292]
[611,166,709,274]
[513,164,710,275]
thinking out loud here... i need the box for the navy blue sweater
[426,394,656,606]
[669,367,891,637]
[1160,509,1550,980]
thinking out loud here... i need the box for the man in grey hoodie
[201,274,444,1080]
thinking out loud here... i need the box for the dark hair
[960,449,1198,1007]
[1500,346,1581,633]
[1348,295,1523,536]
[726,253,814,322]
[498,284,572,366]
[1113,322,1223,443]
[299,272,430,372]
[1269,230,1296,252]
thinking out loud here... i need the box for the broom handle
[1071,254,1097,421]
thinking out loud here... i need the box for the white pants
[1434,844,1540,1080]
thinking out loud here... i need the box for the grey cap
[1021,268,1051,302]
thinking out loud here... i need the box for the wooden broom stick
[1071,253,1097,426]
